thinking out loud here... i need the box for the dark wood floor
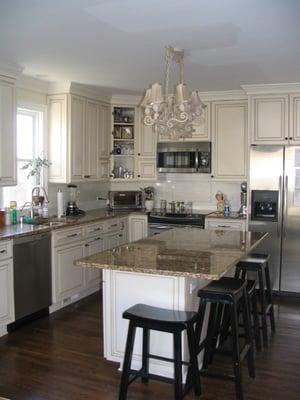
[1,293,300,400]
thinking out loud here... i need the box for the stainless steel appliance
[157,141,211,173]
[249,145,300,293]
[238,181,247,217]
[108,190,144,210]
[148,211,207,236]
[10,232,52,330]
[66,184,85,216]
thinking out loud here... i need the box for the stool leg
[203,302,217,369]
[265,262,276,332]
[208,303,224,365]
[258,268,269,347]
[230,302,244,400]
[251,290,262,352]
[174,331,183,400]
[141,328,150,383]
[119,321,137,400]
[186,324,201,396]
[241,289,255,379]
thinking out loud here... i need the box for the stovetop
[148,211,212,227]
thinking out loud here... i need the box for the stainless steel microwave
[157,141,211,173]
[108,190,144,210]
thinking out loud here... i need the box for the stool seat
[123,304,199,330]
[199,277,246,302]
[239,253,270,264]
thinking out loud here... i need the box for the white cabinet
[84,236,104,288]
[250,95,289,144]
[0,240,14,327]
[128,215,148,242]
[205,217,246,231]
[0,79,16,186]
[136,111,157,180]
[48,93,111,183]
[212,100,247,180]
[290,94,300,144]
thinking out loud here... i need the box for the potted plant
[21,156,51,205]
[140,186,155,212]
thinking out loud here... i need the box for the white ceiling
[0,0,300,94]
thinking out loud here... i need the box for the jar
[0,209,5,228]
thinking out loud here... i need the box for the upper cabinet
[0,78,16,186]
[157,102,211,142]
[48,93,111,183]
[212,100,247,180]
[249,94,289,144]
[290,94,300,143]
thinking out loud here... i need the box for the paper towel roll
[57,189,64,217]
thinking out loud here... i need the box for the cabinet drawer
[0,240,12,261]
[105,218,121,233]
[85,222,105,238]
[52,226,85,247]
[205,219,246,231]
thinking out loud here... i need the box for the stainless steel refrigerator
[249,145,300,293]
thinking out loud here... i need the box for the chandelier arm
[179,55,184,84]
[164,47,171,97]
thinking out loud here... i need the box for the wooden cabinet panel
[250,95,289,144]
[137,159,157,180]
[212,101,247,180]
[84,100,98,179]
[0,80,16,186]
[70,95,85,182]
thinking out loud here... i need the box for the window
[2,106,45,208]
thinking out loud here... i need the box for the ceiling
[0,0,300,94]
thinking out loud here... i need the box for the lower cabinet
[205,217,246,231]
[84,236,105,288]
[128,214,148,242]
[0,257,14,327]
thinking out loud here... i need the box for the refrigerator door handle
[284,175,288,237]
[278,175,282,237]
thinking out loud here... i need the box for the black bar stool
[119,303,201,400]
[235,253,276,347]
[194,277,255,400]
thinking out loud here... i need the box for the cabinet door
[54,242,85,302]
[48,94,68,183]
[212,101,247,180]
[99,158,110,180]
[105,231,124,250]
[70,95,85,182]
[250,95,289,144]
[84,99,98,180]
[290,94,300,143]
[0,259,15,325]
[99,104,111,158]
[136,159,157,180]
[0,80,16,186]
[137,113,157,157]
[128,215,148,242]
[84,236,104,287]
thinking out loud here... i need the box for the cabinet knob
[289,137,293,140]
[285,137,288,140]
[137,174,141,178]
[211,175,214,178]
[138,153,141,156]
[84,175,91,178]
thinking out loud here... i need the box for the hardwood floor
[1,293,300,400]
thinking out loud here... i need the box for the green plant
[21,156,51,184]
[140,186,154,200]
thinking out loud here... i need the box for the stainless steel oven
[157,141,211,173]
[108,190,144,210]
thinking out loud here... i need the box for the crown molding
[199,89,247,101]
[47,81,111,103]
[111,94,142,105]
[16,74,49,94]
[0,61,23,80]
[241,83,300,95]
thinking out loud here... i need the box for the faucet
[20,202,34,219]
[32,186,49,203]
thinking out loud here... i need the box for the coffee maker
[239,181,247,217]
[66,184,85,216]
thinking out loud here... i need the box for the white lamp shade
[175,83,190,104]
[150,82,163,103]
[141,88,152,108]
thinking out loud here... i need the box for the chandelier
[141,46,206,140]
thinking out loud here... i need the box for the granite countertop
[0,209,147,241]
[206,212,246,220]
[75,228,268,279]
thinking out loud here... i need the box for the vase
[145,199,154,212]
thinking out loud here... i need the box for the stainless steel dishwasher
[11,232,52,329]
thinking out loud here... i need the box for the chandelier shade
[141,46,206,140]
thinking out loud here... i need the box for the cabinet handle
[85,243,89,247]
[84,175,91,178]
[211,175,214,178]
[93,227,102,232]
[217,225,230,228]
[110,223,118,228]
[289,137,293,140]
[67,233,78,238]
[0,249,6,254]
[118,234,123,237]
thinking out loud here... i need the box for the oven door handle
[195,150,199,171]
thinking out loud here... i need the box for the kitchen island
[75,228,267,378]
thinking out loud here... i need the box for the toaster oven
[108,190,144,210]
